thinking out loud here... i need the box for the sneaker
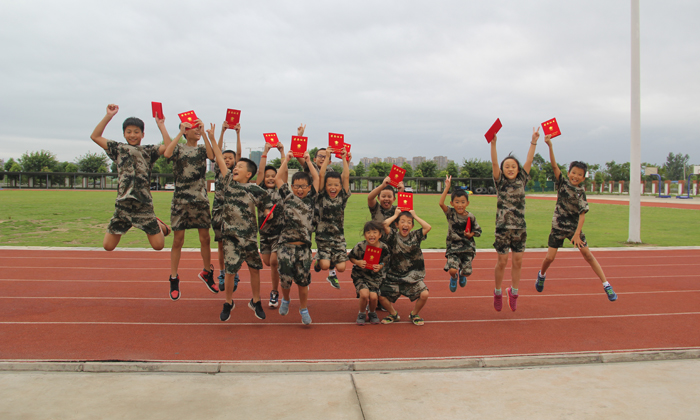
[493,291,502,312]
[300,308,312,325]
[449,276,457,293]
[368,312,380,325]
[220,302,234,321]
[313,259,321,273]
[507,287,518,311]
[233,272,240,292]
[279,299,290,316]
[356,312,367,325]
[198,265,219,294]
[459,271,467,288]
[536,271,546,292]
[169,275,180,301]
[218,272,225,292]
[604,285,618,301]
[269,290,280,308]
[249,299,266,320]
[376,302,388,312]
[327,274,340,289]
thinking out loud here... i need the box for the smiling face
[314,149,327,167]
[379,189,395,209]
[325,176,341,198]
[397,214,414,237]
[182,124,202,142]
[264,168,277,188]
[223,152,236,170]
[568,167,586,186]
[232,161,252,183]
[292,180,311,198]
[364,228,382,247]
[502,158,520,180]
[451,196,469,215]
[123,125,144,146]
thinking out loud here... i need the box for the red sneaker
[198,266,219,293]
[507,287,518,311]
[493,291,503,312]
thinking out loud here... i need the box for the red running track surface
[1,248,699,363]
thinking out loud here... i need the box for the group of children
[90,105,618,327]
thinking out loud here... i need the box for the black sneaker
[220,302,234,321]
[313,259,321,273]
[536,271,546,293]
[169,275,180,301]
[198,265,219,294]
[249,299,266,320]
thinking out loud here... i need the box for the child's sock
[494,288,502,295]
[511,287,518,295]
[603,282,610,287]
[329,269,337,276]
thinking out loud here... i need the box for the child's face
[264,169,277,188]
[502,158,520,180]
[568,167,586,186]
[292,179,312,198]
[314,150,327,167]
[379,190,395,209]
[325,177,341,198]
[397,215,414,237]
[183,125,202,142]
[123,126,144,146]
[451,196,469,214]
[232,161,251,183]
[223,152,236,170]
[364,228,382,247]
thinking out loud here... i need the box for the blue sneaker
[233,272,240,292]
[300,308,312,325]
[218,272,225,292]
[449,276,457,293]
[604,285,618,301]
[459,270,467,288]
[536,271,546,292]
[279,299,290,316]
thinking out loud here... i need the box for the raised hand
[532,127,540,143]
[297,123,306,136]
[544,134,552,147]
[106,104,119,116]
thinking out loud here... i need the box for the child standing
[378,208,431,326]
[535,135,618,301]
[489,128,538,311]
[347,221,389,325]
[439,175,482,293]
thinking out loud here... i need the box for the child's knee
[359,289,370,299]
[419,290,429,300]
[320,260,331,270]
[199,230,210,244]
[448,268,458,277]
[369,293,378,303]
[335,262,346,272]
[103,242,116,252]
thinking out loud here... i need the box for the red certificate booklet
[263,133,279,147]
[485,118,502,143]
[465,216,472,234]
[335,143,351,159]
[291,136,308,158]
[388,165,406,187]
[259,204,277,230]
[178,110,199,129]
[328,133,344,152]
[363,245,382,270]
[541,118,561,138]
[151,102,164,119]
[226,109,241,127]
[397,192,413,211]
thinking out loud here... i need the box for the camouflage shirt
[347,240,390,283]
[168,144,208,207]
[106,140,160,204]
[221,173,272,242]
[494,169,530,230]
[385,228,427,283]
[369,202,397,223]
[445,208,482,253]
[258,186,284,236]
[315,188,351,242]
[277,183,318,246]
[552,172,589,232]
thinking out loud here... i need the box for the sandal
[381,312,400,324]
[409,312,425,326]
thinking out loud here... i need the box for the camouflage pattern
[548,229,587,249]
[379,279,428,303]
[105,140,160,204]
[493,228,527,254]
[315,188,351,249]
[222,236,263,275]
[170,200,211,231]
[551,172,589,232]
[277,243,312,288]
[348,241,389,294]
[277,184,318,247]
[443,252,475,276]
[169,144,210,230]
[368,202,397,224]
[259,233,280,255]
[315,240,349,264]
[221,173,272,243]
[384,228,427,283]
[107,200,160,236]
[444,208,482,253]
[258,187,284,240]
[211,164,225,241]
[494,169,530,230]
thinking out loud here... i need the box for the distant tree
[459,167,470,178]
[111,160,118,173]
[531,153,547,173]
[268,157,302,171]
[309,147,319,160]
[414,168,423,178]
[19,150,58,172]
[438,170,448,178]
[401,162,413,177]
[5,158,17,171]
[538,171,547,192]
[417,161,437,178]
[445,161,459,177]
[594,171,604,187]
[7,162,21,185]
[663,152,690,180]
[77,152,109,173]
[368,168,379,177]
[354,162,365,177]
[604,161,630,182]
[528,166,539,191]
[461,158,492,178]
[369,162,391,177]
[330,163,343,173]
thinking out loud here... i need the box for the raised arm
[490,135,501,181]
[523,127,539,174]
[383,207,402,234]
[217,121,228,158]
[197,119,214,161]
[164,123,188,158]
[341,147,350,193]
[368,176,391,208]
[233,123,242,164]
[256,141,273,186]
[544,134,560,179]
[90,104,119,150]
[410,209,432,237]
[275,151,292,189]
[205,123,229,176]
[439,175,451,213]
[295,123,307,168]
[319,148,331,191]
[155,116,172,155]
[305,151,320,192]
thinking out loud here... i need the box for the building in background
[250,150,263,167]
[411,156,426,169]
[433,156,449,170]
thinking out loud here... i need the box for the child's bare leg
[494,253,509,290]
[335,261,346,272]
[261,254,271,267]
[103,233,121,251]
[511,252,524,289]
[218,242,225,271]
[358,289,370,312]
[270,253,280,291]
[249,268,261,302]
[378,296,396,315]
[298,285,309,309]
[540,247,558,275]
[580,247,608,284]
[411,289,429,315]
[319,259,331,270]
[448,268,458,278]
[198,228,211,269]
[368,292,378,312]
[146,232,165,251]
[224,273,236,304]
[281,288,291,302]
[170,230,185,277]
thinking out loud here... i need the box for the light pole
[628,0,642,243]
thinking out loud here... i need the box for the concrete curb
[2,349,699,374]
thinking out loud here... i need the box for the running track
[1,247,699,363]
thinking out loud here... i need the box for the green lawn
[0,190,697,249]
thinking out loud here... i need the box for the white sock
[603,282,610,287]
[330,269,337,276]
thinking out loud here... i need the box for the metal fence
[0,171,174,190]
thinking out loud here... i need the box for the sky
[1,0,699,170]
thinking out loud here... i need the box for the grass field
[0,190,698,249]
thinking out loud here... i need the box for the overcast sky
[1,0,698,169]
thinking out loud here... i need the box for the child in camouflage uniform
[274,150,320,325]
[347,221,390,325]
[90,104,171,251]
[211,121,242,293]
[367,176,405,225]
[535,135,618,301]
[164,117,216,301]
[205,125,272,322]
[489,128,538,312]
[378,208,432,326]
[313,146,351,289]
[439,175,482,293]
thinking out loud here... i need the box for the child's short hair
[398,211,415,226]
[223,150,237,158]
[325,171,342,183]
[316,148,327,154]
[122,117,144,133]
[381,185,396,196]
[499,154,521,173]
[451,188,469,202]
[363,220,384,234]
[292,171,312,185]
[569,161,588,174]
[238,158,257,182]
[264,165,277,174]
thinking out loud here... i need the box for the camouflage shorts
[548,229,587,249]
[352,275,383,297]
[108,200,160,236]
[277,243,312,289]
[443,251,475,276]
[211,206,224,242]
[380,279,428,303]
[493,228,527,254]
[222,237,263,275]
[314,239,348,264]
[259,233,280,255]
[170,200,211,231]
